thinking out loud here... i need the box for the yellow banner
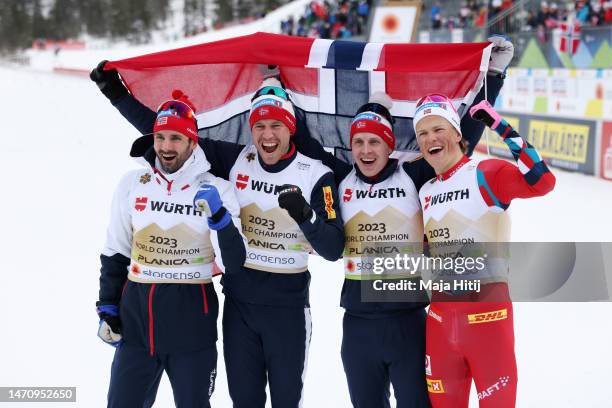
[527,120,589,163]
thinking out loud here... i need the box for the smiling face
[153,130,196,173]
[415,115,464,175]
[351,132,392,178]
[251,119,292,165]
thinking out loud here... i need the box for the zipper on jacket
[200,283,209,314]
[148,283,157,356]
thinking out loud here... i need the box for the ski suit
[98,144,245,408]
[107,94,345,408]
[419,119,555,408]
[289,76,504,408]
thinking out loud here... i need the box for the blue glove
[97,304,122,347]
[194,184,232,230]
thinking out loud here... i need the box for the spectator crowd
[428,0,611,31]
[280,0,372,39]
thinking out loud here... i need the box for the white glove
[488,35,514,75]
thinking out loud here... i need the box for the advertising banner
[476,112,597,175]
[601,121,612,181]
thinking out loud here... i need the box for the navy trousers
[222,296,312,408]
[341,309,431,408]
[107,344,217,408]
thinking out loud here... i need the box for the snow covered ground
[0,66,611,408]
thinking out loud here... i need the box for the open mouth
[428,146,443,156]
[160,154,177,162]
[360,157,376,165]
[262,142,278,154]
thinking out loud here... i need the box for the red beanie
[153,90,198,142]
[349,92,396,150]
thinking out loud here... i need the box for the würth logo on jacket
[133,197,203,216]
[236,174,249,190]
[135,197,148,211]
[424,189,469,210]
[235,175,285,195]
[343,188,353,202]
[346,188,407,201]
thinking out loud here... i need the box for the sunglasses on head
[156,100,195,121]
[251,86,289,102]
[415,93,458,113]
[355,102,395,124]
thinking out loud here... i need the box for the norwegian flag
[559,20,581,55]
[105,32,492,157]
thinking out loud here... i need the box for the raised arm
[462,35,513,155]
[470,101,555,206]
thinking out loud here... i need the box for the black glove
[90,60,128,102]
[278,185,313,224]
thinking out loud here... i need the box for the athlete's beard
[157,148,193,174]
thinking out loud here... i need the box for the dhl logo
[323,186,336,219]
[467,308,508,324]
[427,379,445,394]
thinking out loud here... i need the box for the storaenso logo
[424,189,469,210]
[343,188,406,202]
[247,252,296,265]
[248,239,286,250]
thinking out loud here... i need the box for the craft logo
[323,186,336,219]
[236,174,249,190]
[468,308,508,324]
[425,355,432,376]
[427,379,445,394]
[135,197,148,212]
[477,376,511,400]
[140,173,151,184]
[343,188,353,202]
[246,153,256,162]
[428,308,443,323]
[424,188,469,210]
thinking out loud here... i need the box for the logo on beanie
[352,113,382,124]
[156,116,168,126]
[259,108,269,116]
[253,98,282,109]
[157,108,180,118]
